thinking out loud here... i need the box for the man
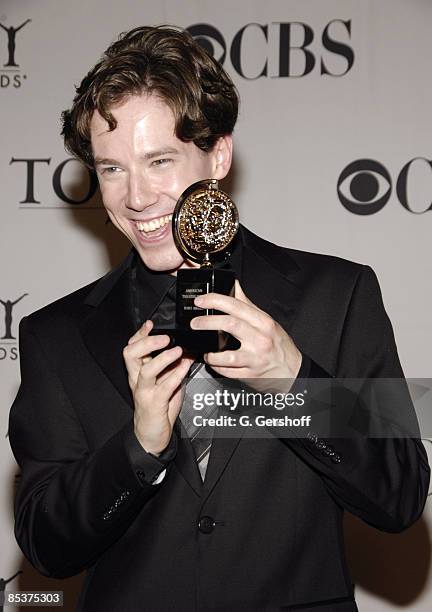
[9,26,430,612]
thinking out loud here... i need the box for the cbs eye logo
[186,24,226,64]
[337,158,432,215]
[337,160,391,215]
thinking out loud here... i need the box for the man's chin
[136,250,184,275]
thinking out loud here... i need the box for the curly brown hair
[61,26,239,168]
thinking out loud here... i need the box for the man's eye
[100,166,121,175]
[152,158,172,167]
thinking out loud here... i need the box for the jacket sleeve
[9,316,176,578]
[282,265,430,532]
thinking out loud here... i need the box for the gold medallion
[173,179,239,266]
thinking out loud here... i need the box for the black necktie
[180,361,222,480]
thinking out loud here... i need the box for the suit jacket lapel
[79,251,167,408]
[80,271,135,408]
[237,226,303,335]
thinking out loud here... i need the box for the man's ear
[212,135,233,180]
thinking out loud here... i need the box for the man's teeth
[136,215,172,233]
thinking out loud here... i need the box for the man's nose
[126,175,158,211]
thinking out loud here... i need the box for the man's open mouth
[136,214,173,234]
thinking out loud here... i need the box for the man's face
[90,94,231,272]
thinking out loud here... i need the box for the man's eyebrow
[94,158,120,166]
[142,147,180,160]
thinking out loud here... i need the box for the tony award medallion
[151,179,239,355]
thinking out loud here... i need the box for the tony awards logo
[152,179,239,353]
[0,19,31,66]
[1,293,28,339]
[0,18,31,88]
[0,293,28,361]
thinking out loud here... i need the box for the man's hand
[123,320,194,456]
[190,281,302,388]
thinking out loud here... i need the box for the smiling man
[9,26,429,612]
[91,94,232,273]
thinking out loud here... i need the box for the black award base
[150,267,240,355]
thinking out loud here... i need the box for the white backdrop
[1,0,431,610]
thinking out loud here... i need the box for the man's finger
[124,333,170,362]
[234,280,253,304]
[127,319,153,345]
[194,291,266,330]
[165,357,196,421]
[204,349,248,369]
[190,314,249,340]
[159,355,194,391]
[143,355,193,418]
[205,365,252,379]
[138,345,183,386]
[158,355,194,385]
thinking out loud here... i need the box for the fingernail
[194,296,203,306]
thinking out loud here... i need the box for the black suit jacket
[9,226,430,612]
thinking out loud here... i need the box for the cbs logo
[337,158,432,215]
[186,21,354,79]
